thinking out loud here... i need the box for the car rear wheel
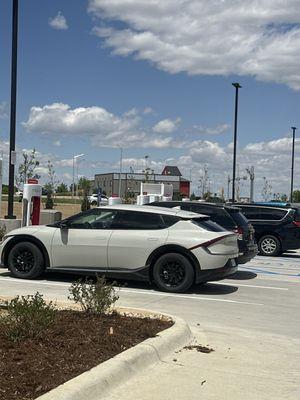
[152,253,194,293]
[258,235,281,256]
[8,242,45,279]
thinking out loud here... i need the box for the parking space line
[215,282,288,290]
[0,277,263,306]
[119,289,264,306]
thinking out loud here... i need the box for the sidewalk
[102,325,300,400]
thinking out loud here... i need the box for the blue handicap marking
[241,266,300,277]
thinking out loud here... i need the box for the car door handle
[148,237,159,241]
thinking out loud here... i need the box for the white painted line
[0,277,263,306]
[0,276,70,287]
[119,288,264,306]
[215,282,288,291]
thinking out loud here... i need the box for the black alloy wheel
[153,253,194,293]
[8,242,45,279]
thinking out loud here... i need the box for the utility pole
[290,127,297,203]
[246,166,255,202]
[6,0,19,219]
[231,82,242,203]
[118,147,123,198]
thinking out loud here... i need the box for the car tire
[258,235,281,256]
[8,241,45,279]
[152,252,194,293]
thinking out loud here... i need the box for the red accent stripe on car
[189,234,235,251]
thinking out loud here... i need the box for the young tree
[16,149,40,188]
[261,177,272,202]
[292,190,300,202]
[56,182,68,193]
[45,160,58,210]
[78,177,91,212]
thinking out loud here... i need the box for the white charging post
[22,180,42,227]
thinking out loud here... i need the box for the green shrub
[68,275,119,314]
[0,292,56,341]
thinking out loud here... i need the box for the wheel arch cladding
[257,231,282,245]
[146,244,200,282]
[3,235,50,268]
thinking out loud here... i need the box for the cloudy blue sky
[1,0,300,199]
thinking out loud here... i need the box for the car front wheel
[8,241,45,279]
[258,235,281,256]
[152,252,194,293]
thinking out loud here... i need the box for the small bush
[68,275,119,314]
[0,292,56,341]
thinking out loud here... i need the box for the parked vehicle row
[0,205,238,293]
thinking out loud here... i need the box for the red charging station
[22,179,42,226]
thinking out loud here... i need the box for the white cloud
[89,0,300,90]
[23,102,183,149]
[192,123,230,136]
[0,101,8,119]
[153,118,181,133]
[53,140,61,147]
[49,11,68,30]
[143,107,154,114]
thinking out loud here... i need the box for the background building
[94,166,190,198]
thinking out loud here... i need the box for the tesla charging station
[22,179,42,227]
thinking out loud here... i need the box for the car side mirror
[59,221,69,229]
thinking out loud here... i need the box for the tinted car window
[192,218,226,232]
[113,211,165,230]
[240,207,287,220]
[67,210,117,229]
[161,214,180,227]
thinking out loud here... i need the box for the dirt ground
[1,202,82,220]
[0,309,172,400]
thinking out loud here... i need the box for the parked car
[148,201,257,264]
[88,193,108,205]
[0,205,238,293]
[233,203,300,256]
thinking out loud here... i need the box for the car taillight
[189,234,233,250]
[293,221,300,228]
[233,226,244,240]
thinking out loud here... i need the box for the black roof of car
[151,200,241,211]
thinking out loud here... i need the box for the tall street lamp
[290,126,297,203]
[231,82,242,203]
[118,147,123,198]
[6,0,19,219]
[72,154,84,198]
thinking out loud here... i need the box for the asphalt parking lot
[1,252,299,399]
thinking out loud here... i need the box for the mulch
[0,310,173,400]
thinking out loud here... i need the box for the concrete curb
[36,308,192,400]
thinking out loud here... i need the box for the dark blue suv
[234,203,300,256]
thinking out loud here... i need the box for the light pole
[6,0,18,219]
[118,147,123,198]
[290,126,297,203]
[231,82,242,203]
[72,154,84,198]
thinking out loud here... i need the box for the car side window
[67,210,117,229]
[112,211,165,229]
[240,207,287,220]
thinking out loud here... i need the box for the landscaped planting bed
[0,309,172,400]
